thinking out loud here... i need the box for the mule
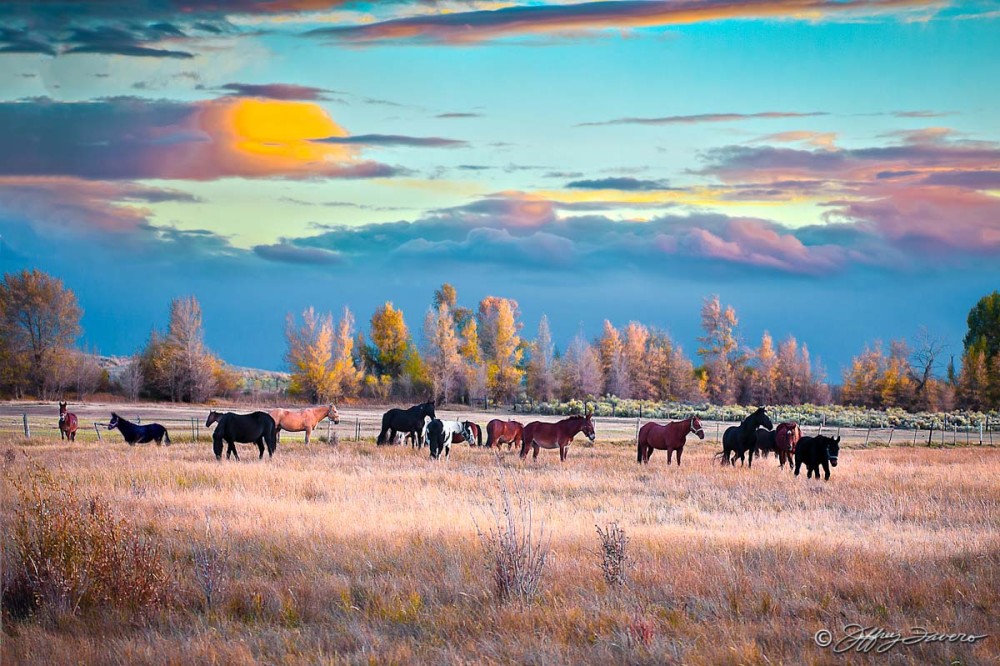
[270,404,339,445]
[58,402,78,441]
[520,412,596,462]
[485,419,523,450]
[637,415,704,466]
[206,410,277,461]
[719,407,773,467]
[377,402,436,447]
[795,434,840,481]
[107,413,171,446]
[426,419,451,460]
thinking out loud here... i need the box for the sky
[0,0,997,376]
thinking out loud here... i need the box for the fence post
[355,417,360,441]
[927,426,934,447]
[912,428,918,447]
[22,413,29,437]
[864,427,871,447]
[981,420,984,446]
[94,422,103,442]
[887,428,894,446]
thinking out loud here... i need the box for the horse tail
[637,438,644,463]
[475,423,482,447]
[163,428,171,445]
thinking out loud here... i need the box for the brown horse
[775,422,801,469]
[453,421,482,446]
[58,401,78,441]
[486,419,523,450]
[269,404,339,445]
[637,415,704,465]
[520,412,596,462]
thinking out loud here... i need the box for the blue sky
[0,1,997,375]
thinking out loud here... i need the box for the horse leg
[822,461,830,481]
[533,444,539,461]
[666,448,673,465]
[559,444,565,462]
[748,447,754,468]
[645,447,653,463]
[676,448,683,467]
[256,438,265,459]
[304,426,311,446]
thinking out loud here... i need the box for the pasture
[1,402,998,665]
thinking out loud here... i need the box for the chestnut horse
[637,415,704,465]
[754,422,801,469]
[269,404,340,445]
[486,419,523,450]
[520,413,596,462]
[58,401,78,441]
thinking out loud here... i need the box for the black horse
[377,401,436,447]
[426,419,450,460]
[206,410,277,461]
[795,435,841,481]
[107,413,171,446]
[719,407,773,467]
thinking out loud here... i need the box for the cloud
[579,111,828,127]
[565,177,673,191]
[305,0,946,45]
[218,82,339,100]
[0,97,400,181]
[314,133,468,148]
[751,130,838,149]
[253,242,343,265]
[435,112,482,119]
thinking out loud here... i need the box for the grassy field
[1,404,998,665]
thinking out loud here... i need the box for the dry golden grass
[2,418,998,665]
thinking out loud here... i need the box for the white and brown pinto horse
[269,404,340,445]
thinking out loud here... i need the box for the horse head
[422,401,437,420]
[581,414,596,442]
[753,407,774,431]
[59,401,68,421]
[107,413,120,430]
[461,421,475,444]
[205,411,220,428]
[328,404,341,424]
[827,436,841,467]
[690,415,705,440]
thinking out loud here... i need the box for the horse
[422,419,473,450]
[485,419,523,450]
[426,419,452,460]
[795,435,841,481]
[58,402,78,441]
[752,422,801,469]
[377,401,436,447]
[718,407,773,467]
[460,421,483,446]
[270,404,340,445]
[520,412,596,462]
[107,413,171,446]
[637,415,704,466]
[206,410,277,461]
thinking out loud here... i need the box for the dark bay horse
[719,407,773,467]
[486,419,523,450]
[795,434,840,481]
[756,422,801,469]
[637,415,704,466]
[206,410,277,461]
[58,402,78,441]
[377,401,435,447]
[107,413,170,446]
[458,421,482,446]
[520,413,596,462]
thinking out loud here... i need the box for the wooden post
[912,428,918,446]
[94,422,103,442]
[980,420,984,446]
[22,413,29,437]
[191,418,196,442]
[355,417,360,441]
[887,428,894,446]
[864,426,871,447]
[927,427,934,447]
[953,423,957,445]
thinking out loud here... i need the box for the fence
[1,409,995,448]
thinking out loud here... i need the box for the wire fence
[1,410,995,448]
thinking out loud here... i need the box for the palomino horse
[107,413,170,446]
[520,412,596,462]
[486,419,523,450]
[58,402,78,441]
[719,407,773,467]
[270,404,340,445]
[637,415,704,465]
[206,410,277,461]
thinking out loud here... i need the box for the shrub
[596,521,630,587]
[476,465,550,604]
[2,463,170,622]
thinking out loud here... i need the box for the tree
[331,307,363,398]
[485,298,523,402]
[621,322,651,399]
[118,355,144,402]
[167,296,217,403]
[597,320,627,397]
[909,328,947,410]
[751,331,778,405]
[477,296,521,363]
[526,315,556,402]
[286,308,337,402]
[558,333,602,399]
[0,269,82,397]
[367,302,411,378]
[697,295,742,405]
[957,348,989,410]
[963,291,1000,359]
[424,303,463,403]
[841,342,885,408]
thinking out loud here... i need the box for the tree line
[1,269,997,412]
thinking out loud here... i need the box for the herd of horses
[55,401,842,479]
